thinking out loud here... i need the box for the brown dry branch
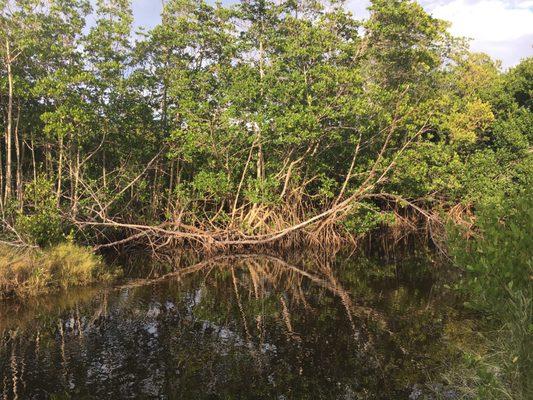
[69,119,442,253]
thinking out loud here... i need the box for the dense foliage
[0,0,530,249]
[448,185,532,399]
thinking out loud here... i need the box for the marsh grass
[0,243,118,299]
[434,292,532,400]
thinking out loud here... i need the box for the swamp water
[0,252,461,399]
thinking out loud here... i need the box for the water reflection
[0,253,453,399]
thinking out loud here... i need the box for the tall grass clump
[446,186,532,399]
[0,242,116,299]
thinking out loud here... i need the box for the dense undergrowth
[441,187,533,400]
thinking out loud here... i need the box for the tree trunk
[30,136,37,185]
[56,134,64,204]
[102,150,107,188]
[4,38,13,204]
[256,38,265,184]
[72,147,80,215]
[14,104,22,207]
[0,124,4,214]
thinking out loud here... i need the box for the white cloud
[428,0,533,42]
[345,0,532,68]
[344,0,371,19]
[426,0,533,68]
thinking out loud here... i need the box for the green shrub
[343,202,396,235]
[448,184,532,399]
[15,176,64,247]
[452,187,532,314]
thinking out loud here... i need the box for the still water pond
[0,253,458,399]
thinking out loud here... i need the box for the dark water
[0,252,458,399]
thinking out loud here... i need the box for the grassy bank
[0,243,118,299]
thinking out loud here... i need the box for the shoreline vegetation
[0,0,531,399]
[443,189,532,399]
[0,242,118,299]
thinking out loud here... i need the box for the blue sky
[126,0,532,69]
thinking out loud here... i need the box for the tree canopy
[0,0,531,249]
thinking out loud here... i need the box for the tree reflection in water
[0,253,454,399]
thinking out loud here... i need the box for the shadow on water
[0,251,459,399]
